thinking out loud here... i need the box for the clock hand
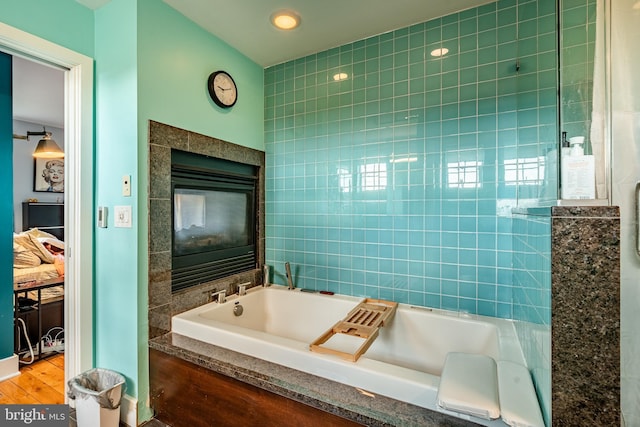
[217,85,227,91]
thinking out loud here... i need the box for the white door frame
[0,22,94,389]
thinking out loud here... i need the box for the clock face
[208,71,237,108]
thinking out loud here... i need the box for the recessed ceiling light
[271,10,301,30]
[430,47,449,57]
[333,72,349,81]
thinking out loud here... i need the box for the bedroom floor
[0,353,65,404]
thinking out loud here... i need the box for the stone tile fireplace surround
[147,121,265,339]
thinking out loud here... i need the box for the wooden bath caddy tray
[309,298,398,362]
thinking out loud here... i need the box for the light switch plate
[97,206,108,228]
[114,205,132,228]
[122,175,131,197]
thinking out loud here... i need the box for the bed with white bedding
[13,228,65,358]
[13,228,64,308]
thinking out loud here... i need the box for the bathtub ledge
[149,332,479,427]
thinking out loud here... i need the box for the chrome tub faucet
[238,282,249,296]
[211,290,226,304]
[285,262,294,290]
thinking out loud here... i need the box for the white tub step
[436,352,500,420]
[497,361,545,427]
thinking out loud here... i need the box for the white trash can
[68,368,126,427]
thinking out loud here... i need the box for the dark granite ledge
[512,205,620,219]
[149,333,479,427]
[551,205,619,218]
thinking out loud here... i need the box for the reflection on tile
[264,0,558,316]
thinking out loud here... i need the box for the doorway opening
[12,55,66,387]
[0,21,94,399]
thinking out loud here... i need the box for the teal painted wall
[0,0,94,57]
[135,1,263,416]
[265,0,558,318]
[93,0,139,406]
[93,0,263,420]
[0,52,13,359]
[137,0,264,151]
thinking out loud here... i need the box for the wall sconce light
[13,127,64,158]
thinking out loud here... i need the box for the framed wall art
[34,158,64,193]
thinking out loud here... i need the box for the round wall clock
[207,70,238,108]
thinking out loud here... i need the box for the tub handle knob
[238,282,250,296]
[211,290,226,304]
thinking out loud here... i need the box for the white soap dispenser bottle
[569,136,585,156]
[561,136,595,199]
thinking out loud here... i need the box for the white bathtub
[172,285,543,426]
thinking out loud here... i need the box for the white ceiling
[162,0,493,67]
[12,56,64,129]
[15,0,491,129]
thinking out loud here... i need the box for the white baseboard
[0,354,19,382]
[120,394,137,427]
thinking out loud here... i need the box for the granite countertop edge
[512,205,620,218]
[149,333,478,427]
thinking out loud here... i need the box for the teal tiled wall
[264,0,557,318]
[513,212,551,326]
[560,0,597,152]
[507,2,597,423]
[513,211,552,425]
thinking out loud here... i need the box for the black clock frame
[207,70,237,108]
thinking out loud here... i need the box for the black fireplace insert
[171,149,257,292]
